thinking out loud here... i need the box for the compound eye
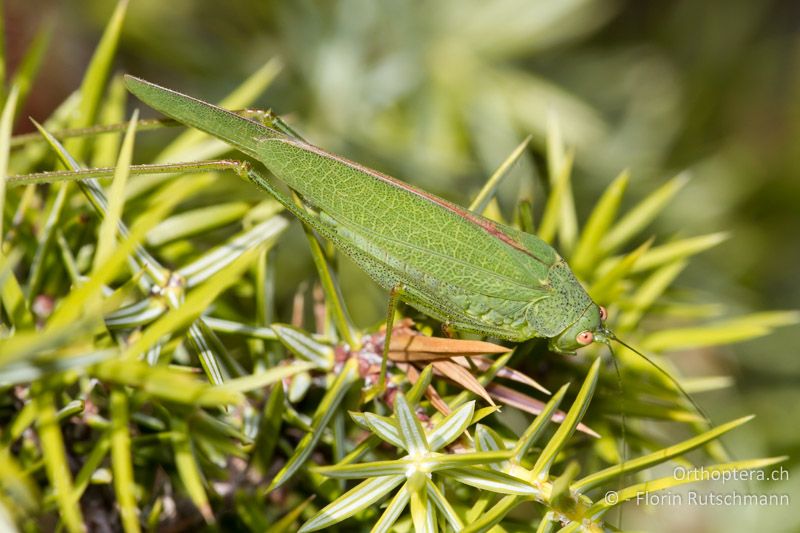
[599,306,608,321]
[576,331,594,345]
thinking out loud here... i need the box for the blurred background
[7,0,799,530]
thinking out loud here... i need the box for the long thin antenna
[603,329,747,491]
[602,339,627,527]
[604,329,713,428]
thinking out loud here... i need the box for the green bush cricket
[123,76,702,411]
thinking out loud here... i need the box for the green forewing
[125,75,284,159]
[125,76,591,340]
[259,139,552,296]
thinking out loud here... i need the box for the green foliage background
[4,0,799,531]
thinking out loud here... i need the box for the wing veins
[329,214,549,302]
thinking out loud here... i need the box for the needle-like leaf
[395,392,430,456]
[573,415,756,492]
[428,400,475,451]
[599,173,690,255]
[110,389,140,533]
[267,357,359,492]
[443,467,538,496]
[531,358,600,479]
[298,475,405,532]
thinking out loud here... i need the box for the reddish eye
[599,306,608,321]
[576,331,594,345]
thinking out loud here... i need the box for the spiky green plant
[0,3,795,532]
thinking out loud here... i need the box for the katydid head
[548,303,608,354]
